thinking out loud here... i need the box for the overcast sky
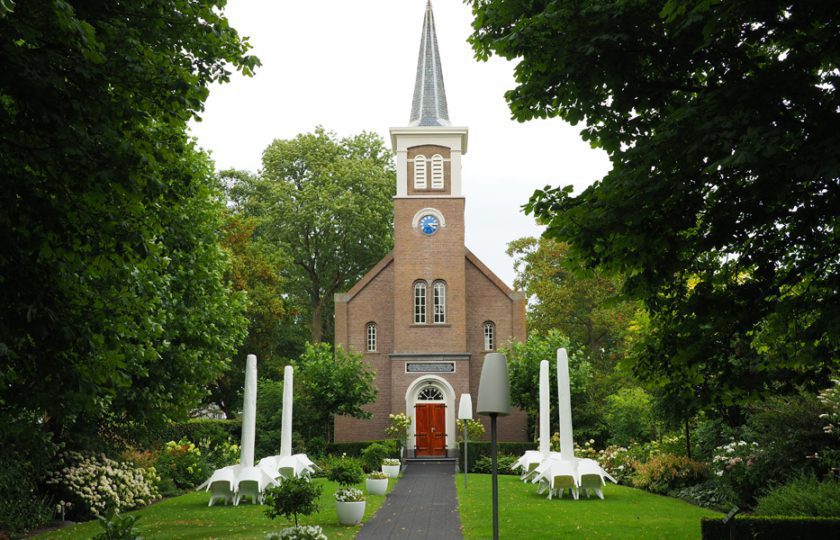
[189,0,611,288]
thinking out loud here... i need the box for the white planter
[366,477,388,496]
[382,464,400,478]
[336,500,366,525]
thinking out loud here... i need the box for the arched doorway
[405,376,456,457]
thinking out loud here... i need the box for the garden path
[356,461,463,540]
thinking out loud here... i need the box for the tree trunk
[684,418,692,460]
[310,299,323,342]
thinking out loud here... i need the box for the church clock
[418,214,440,235]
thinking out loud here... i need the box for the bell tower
[389,0,469,354]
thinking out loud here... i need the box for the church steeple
[409,1,450,127]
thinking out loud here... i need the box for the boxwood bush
[754,476,840,517]
[458,442,535,471]
[701,516,840,540]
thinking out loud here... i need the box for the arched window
[366,322,377,352]
[431,154,444,189]
[414,156,427,189]
[414,281,427,324]
[417,385,444,401]
[483,321,495,351]
[433,281,446,323]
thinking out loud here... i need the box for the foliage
[333,488,365,503]
[326,458,364,487]
[264,476,322,528]
[0,455,53,536]
[197,438,239,471]
[367,471,387,480]
[382,458,401,467]
[472,455,519,475]
[458,442,535,472]
[255,378,286,457]
[265,525,327,540]
[385,412,411,454]
[754,475,840,517]
[360,443,389,473]
[231,127,395,342]
[598,445,639,484]
[152,419,241,450]
[324,440,397,458]
[155,439,207,491]
[92,512,142,540]
[295,343,377,443]
[469,0,839,416]
[631,454,708,494]
[604,387,660,446]
[711,440,763,508]
[671,480,729,511]
[0,0,253,451]
[817,377,840,476]
[45,452,159,519]
[502,331,596,441]
[456,419,486,442]
[701,516,840,540]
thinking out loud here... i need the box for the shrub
[326,458,364,487]
[604,387,659,445]
[701,516,840,540]
[325,440,396,458]
[631,454,708,494]
[456,419,485,442]
[382,458,400,467]
[334,488,365,502]
[368,471,387,479]
[754,475,840,517]
[264,476,322,528]
[266,525,328,540]
[671,480,729,511]
[458,442,535,471]
[0,458,53,536]
[155,438,208,490]
[199,438,240,470]
[472,454,518,475]
[711,440,763,507]
[153,419,240,448]
[360,443,389,473]
[92,512,142,540]
[598,445,639,484]
[45,452,159,519]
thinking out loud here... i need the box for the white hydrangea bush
[45,451,160,517]
[266,525,328,540]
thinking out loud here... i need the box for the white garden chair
[578,459,607,499]
[234,466,277,506]
[203,466,237,506]
[513,450,544,482]
[533,459,579,500]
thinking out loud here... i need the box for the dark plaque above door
[405,362,455,373]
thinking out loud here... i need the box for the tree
[467,0,839,412]
[0,0,257,445]
[264,476,322,528]
[232,127,395,343]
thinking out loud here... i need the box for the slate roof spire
[409,1,450,127]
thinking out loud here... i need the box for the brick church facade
[333,2,528,455]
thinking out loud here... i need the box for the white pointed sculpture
[240,354,258,467]
[556,348,574,463]
[513,360,551,480]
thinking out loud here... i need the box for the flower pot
[336,500,366,525]
[366,477,388,496]
[382,464,400,478]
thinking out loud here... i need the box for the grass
[456,473,720,539]
[37,477,395,539]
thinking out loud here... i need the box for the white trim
[411,207,446,229]
[404,375,456,452]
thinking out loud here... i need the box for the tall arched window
[366,322,377,352]
[414,156,427,189]
[431,154,444,189]
[483,321,495,351]
[433,281,446,323]
[414,281,427,324]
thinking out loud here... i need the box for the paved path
[356,461,463,540]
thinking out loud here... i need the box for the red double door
[414,403,447,456]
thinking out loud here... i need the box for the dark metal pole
[491,413,499,540]
[464,423,469,489]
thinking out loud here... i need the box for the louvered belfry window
[431,154,444,188]
[414,156,427,189]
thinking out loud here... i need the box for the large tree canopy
[0,0,257,444]
[232,127,395,343]
[468,0,839,411]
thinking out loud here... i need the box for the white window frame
[431,154,444,189]
[366,322,377,352]
[414,281,427,324]
[414,156,427,189]
[433,281,446,324]
[483,321,495,351]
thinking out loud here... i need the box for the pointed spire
[410,1,450,127]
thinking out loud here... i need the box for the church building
[333,2,528,456]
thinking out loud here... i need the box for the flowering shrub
[334,487,365,502]
[817,377,840,477]
[631,454,708,493]
[156,437,207,489]
[266,525,328,540]
[385,412,411,454]
[574,439,599,460]
[45,452,159,518]
[368,471,387,479]
[712,440,763,506]
[598,445,639,484]
[198,437,240,470]
[382,458,400,467]
[456,419,485,442]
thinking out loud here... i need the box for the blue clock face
[419,215,439,235]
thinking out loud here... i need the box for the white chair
[293,453,320,476]
[578,459,606,499]
[204,467,236,507]
[530,459,554,495]
[513,450,544,482]
[234,466,276,505]
[533,459,579,500]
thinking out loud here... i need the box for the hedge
[701,516,840,539]
[325,440,399,458]
[458,442,535,471]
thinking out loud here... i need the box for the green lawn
[456,474,720,540]
[38,477,395,540]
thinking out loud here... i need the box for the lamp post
[477,353,511,540]
[458,393,473,488]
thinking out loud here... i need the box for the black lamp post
[476,353,511,540]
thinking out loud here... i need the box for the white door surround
[404,375,456,451]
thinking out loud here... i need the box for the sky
[189,0,611,288]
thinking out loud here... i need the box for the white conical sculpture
[513,359,552,480]
[556,348,574,463]
[240,354,258,467]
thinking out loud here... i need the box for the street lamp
[458,393,473,488]
[476,353,511,540]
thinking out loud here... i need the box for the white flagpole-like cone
[539,360,550,457]
[280,365,293,458]
[557,348,575,462]
[240,354,258,468]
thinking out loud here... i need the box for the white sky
[189,0,611,288]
